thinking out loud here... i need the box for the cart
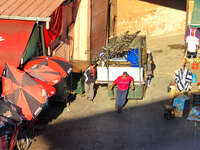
[96,36,148,100]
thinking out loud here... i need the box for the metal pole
[185,0,190,55]
[139,46,142,84]
[90,0,93,64]
[39,25,47,56]
[106,0,110,85]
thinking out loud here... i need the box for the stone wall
[111,0,186,37]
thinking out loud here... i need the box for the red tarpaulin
[43,6,63,48]
[0,19,35,70]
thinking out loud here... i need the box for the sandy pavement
[30,33,198,150]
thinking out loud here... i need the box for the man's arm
[110,82,116,90]
[86,68,92,82]
[110,77,119,90]
[131,80,134,90]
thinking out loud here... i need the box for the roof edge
[0,15,50,22]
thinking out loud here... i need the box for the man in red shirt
[110,72,134,113]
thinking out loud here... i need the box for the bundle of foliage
[105,31,145,58]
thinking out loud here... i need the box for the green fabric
[191,0,200,24]
[189,24,200,28]
[75,77,85,94]
[22,24,40,64]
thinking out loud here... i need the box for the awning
[0,19,35,68]
[22,24,40,64]
[191,0,200,26]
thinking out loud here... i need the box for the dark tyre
[50,78,70,103]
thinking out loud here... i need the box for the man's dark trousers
[116,89,128,110]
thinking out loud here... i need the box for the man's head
[122,72,128,78]
[147,50,151,54]
[90,63,98,68]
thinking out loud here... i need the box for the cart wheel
[16,136,30,150]
[16,129,31,150]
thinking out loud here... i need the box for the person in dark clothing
[84,63,97,102]
[146,50,153,87]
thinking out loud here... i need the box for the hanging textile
[185,27,200,39]
[43,5,63,48]
[175,67,192,92]
[43,27,52,48]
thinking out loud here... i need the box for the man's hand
[131,80,134,90]
[110,82,115,90]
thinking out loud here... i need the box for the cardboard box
[173,95,190,117]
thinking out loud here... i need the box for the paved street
[30,33,199,150]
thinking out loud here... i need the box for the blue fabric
[147,76,151,85]
[127,49,139,67]
[187,106,200,121]
[116,89,128,110]
[99,50,105,58]
[192,74,198,83]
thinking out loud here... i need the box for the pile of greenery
[105,31,146,58]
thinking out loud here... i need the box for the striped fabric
[0,135,8,150]
[175,68,192,92]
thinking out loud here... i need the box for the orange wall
[112,0,186,37]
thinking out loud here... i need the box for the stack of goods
[173,95,190,117]
[102,31,146,67]
[105,31,145,57]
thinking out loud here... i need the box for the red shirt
[114,75,134,91]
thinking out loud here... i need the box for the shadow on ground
[36,73,80,125]
[34,98,199,150]
[139,0,186,11]
[36,93,76,125]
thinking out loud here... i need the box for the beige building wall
[111,0,186,37]
[187,0,194,25]
[53,0,91,72]
[73,0,90,61]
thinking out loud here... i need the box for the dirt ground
[30,33,200,150]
